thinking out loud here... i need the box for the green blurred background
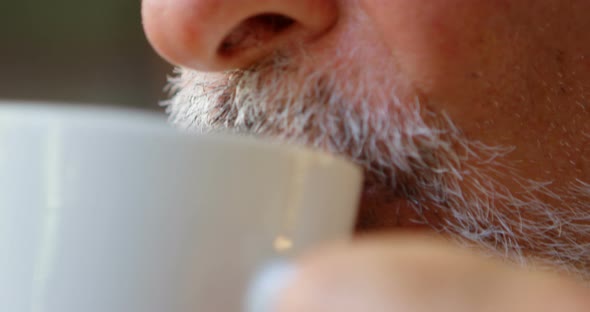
[0,0,172,111]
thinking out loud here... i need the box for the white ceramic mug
[0,101,363,312]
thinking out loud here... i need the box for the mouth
[352,172,439,234]
[355,198,433,233]
[164,56,447,235]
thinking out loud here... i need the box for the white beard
[164,51,590,280]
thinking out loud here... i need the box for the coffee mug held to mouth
[0,101,363,312]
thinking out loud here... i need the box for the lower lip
[354,194,432,233]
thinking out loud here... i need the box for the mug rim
[0,100,362,175]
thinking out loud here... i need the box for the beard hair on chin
[165,52,590,280]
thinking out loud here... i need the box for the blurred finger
[275,235,589,312]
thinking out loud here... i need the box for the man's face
[142,1,590,277]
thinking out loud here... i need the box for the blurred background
[0,0,172,112]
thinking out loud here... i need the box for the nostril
[218,13,297,57]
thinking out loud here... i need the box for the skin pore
[145,0,590,279]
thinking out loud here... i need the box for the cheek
[361,0,517,100]
[361,0,535,146]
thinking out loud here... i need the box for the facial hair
[165,51,590,279]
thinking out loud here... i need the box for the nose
[142,0,338,71]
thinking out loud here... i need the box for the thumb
[254,235,589,312]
